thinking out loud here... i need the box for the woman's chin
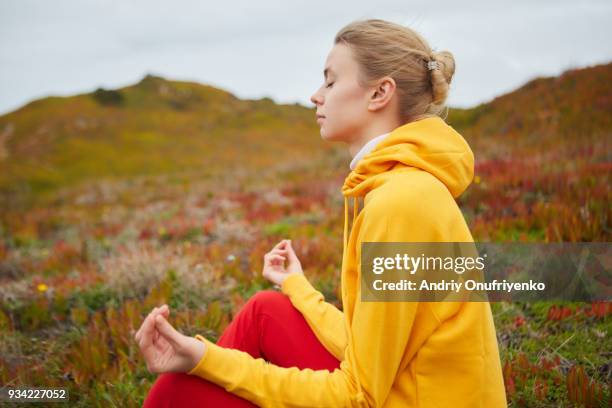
[319,127,342,143]
[318,127,329,141]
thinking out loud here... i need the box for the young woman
[135,19,508,407]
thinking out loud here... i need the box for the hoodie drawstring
[342,195,360,255]
[343,196,349,263]
[342,194,367,406]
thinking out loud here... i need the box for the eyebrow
[324,67,335,79]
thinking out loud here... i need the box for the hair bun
[431,51,455,84]
[429,50,456,105]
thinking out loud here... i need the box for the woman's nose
[310,93,317,105]
[310,91,322,106]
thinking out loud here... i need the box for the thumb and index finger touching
[154,313,183,348]
[136,305,169,344]
[273,239,298,258]
[283,239,300,264]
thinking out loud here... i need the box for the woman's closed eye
[326,81,334,88]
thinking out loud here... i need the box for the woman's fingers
[270,241,295,259]
[265,252,286,262]
[272,239,289,250]
[267,249,289,263]
[287,242,301,266]
[268,254,286,266]
[159,304,169,318]
[284,241,303,275]
[138,308,160,349]
[264,240,291,262]
[153,306,170,345]
[285,241,300,263]
[154,314,183,348]
[270,248,288,256]
[135,305,170,343]
[135,306,158,343]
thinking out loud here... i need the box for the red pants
[142,290,342,407]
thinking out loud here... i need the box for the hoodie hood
[339,115,475,269]
[342,116,474,199]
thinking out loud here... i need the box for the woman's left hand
[262,239,304,287]
[134,304,207,374]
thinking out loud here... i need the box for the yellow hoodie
[188,116,508,407]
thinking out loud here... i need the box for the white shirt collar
[349,132,390,170]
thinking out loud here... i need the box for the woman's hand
[134,304,207,374]
[262,239,304,287]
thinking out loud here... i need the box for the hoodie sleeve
[279,273,347,361]
[186,191,438,407]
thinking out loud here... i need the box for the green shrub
[92,88,124,106]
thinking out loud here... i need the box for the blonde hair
[334,18,455,122]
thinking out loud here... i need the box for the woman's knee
[246,290,291,314]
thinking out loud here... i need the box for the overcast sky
[1,0,610,116]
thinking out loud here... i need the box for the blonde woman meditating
[135,18,508,407]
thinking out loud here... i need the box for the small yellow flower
[474,175,481,184]
[37,283,48,293]
[158,227,167,236]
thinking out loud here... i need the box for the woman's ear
[369,76,396,112]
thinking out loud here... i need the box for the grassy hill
[449,62,611,141]
[0,74,339,211]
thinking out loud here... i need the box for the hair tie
[427,60,440,71]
